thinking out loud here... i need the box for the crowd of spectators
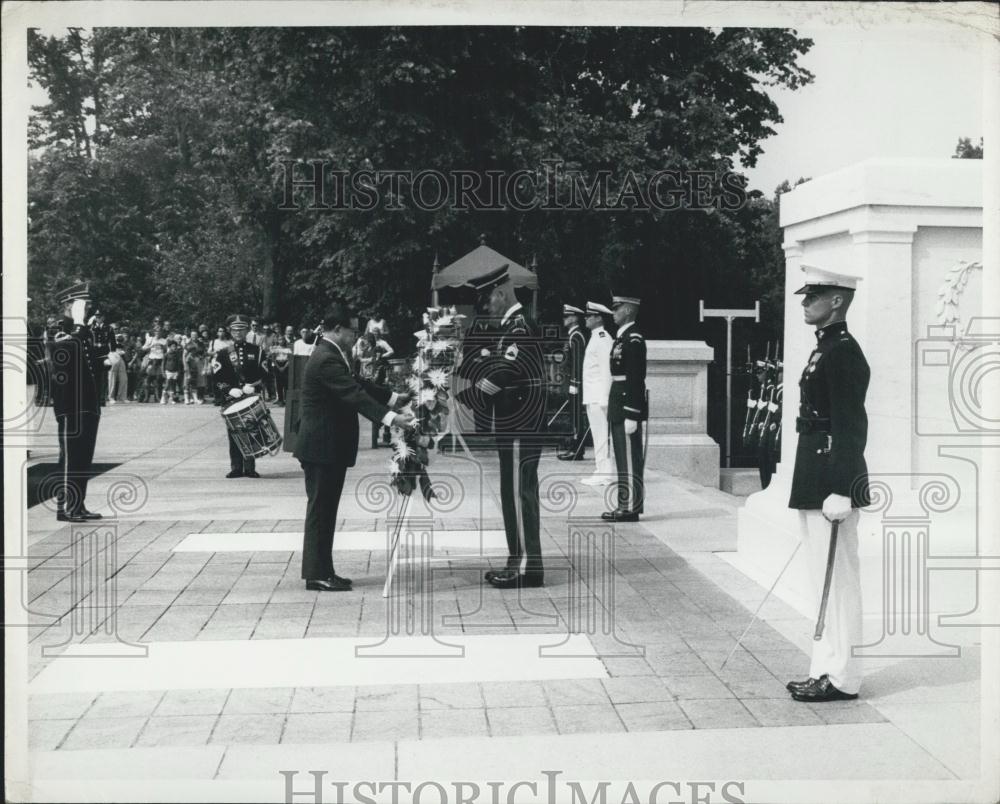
[35,315,324,408]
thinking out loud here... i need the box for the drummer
[212,313,267,478]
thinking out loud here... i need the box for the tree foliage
[28,27,812,346]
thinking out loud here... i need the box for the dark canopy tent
[430,237,538,315]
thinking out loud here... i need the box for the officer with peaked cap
[49,281,103,522]
[786,264,871,703]
[460,264,547,588]
[581,301,616,484]
[557,303,589,461]
[213,314,267,478]
[602,291,647,522]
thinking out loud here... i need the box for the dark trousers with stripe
[57,412,100,514]
[496,436,544,578]
[560,393,590,457]
[610,419,644,514]
[300,461,348,579]
[228,431,256,474]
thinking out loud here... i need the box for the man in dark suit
[49,281,103,523]
[602,292,648,523]
[213,314,267,478]
[294,304,414,592]
[460,265,548,589]
[557,303,589,461]
[785,264,870,703]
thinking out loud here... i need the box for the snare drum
[221,395,282,458]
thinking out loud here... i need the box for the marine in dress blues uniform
[461,265,548,589]
[213,314,267,478]
[557,303,589,461]
[49,281,104,523]
[786,264,871,703]
[602,293,647,523]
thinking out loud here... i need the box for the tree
[953,137,983,159]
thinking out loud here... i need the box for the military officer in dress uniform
[213,314,267,478]
[557,303,588,461]
[461,265,548,589]
[581,301,616,485]
[786,264,871,703]
[50,281,104,523]
[602,292,647,523]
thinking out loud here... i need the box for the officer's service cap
[563,304,585,316]
[56,281,91,305]
[794,264,862,294]
[611,294,641,307]
[466,264,510,295]
[586,301,613,315]
[226,314,251,330]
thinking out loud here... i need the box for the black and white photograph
[3,2,998,802]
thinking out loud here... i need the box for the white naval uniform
[582,325,614,479]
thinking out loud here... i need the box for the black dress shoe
[331,573,352,586]
[226,470,244,478]
[601,510,639,522]
[306,577,352,592]
[601,509,624,521]
[786,677,817,693]
[556,452,583,461]
[56,512,88,523]
[489,573,544,590]
[790,674,858,702]
[244,471,261,478]
[79,509,103,520]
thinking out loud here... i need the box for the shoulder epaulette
[629,333,644,341]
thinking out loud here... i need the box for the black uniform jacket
[565,326,587,397]
[212,341,266,395]
[49,319,100,418]
[789,321,871,509]
[608,322,648,423]
[464,305,547,436]
[293,337,393,467]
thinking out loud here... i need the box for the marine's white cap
[794,264,862,294]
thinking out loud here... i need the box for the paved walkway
[12,402,984,801]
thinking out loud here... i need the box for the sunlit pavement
[16,403,981,801]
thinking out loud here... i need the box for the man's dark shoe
[79,509,103,520]
[57,512,88,523]
[306,577,352,592]
[786,677,817,693]
[556,451,584,461]
[602,510,639,522]
[790,674,858,702]
[487,568,518,585]
[331,573,352,586]
[226,470,244,478]
[245,471,261,478]
[489,574,544,590]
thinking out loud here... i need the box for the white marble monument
[734,158,987,644]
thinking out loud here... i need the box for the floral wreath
[387,306,465,500]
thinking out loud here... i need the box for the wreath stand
[382,407,477,598]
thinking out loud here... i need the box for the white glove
[624,419,638,436]
[242,384,255,395]
[228,388,244,399]
[822,493,853,522]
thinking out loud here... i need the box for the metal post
[699,300,760,470]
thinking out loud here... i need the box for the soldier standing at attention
[49,281,103,523]
[213,314,266,479]
[580,301,616,485]
[602,292,647,523]
[557,303,588,461]
[462,265,547,589]
[786,265,870,703]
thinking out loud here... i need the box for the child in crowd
[183,331,206,404]
[162,338,184,404]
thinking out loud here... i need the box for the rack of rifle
[742,341,783,458]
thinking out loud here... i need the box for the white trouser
[798,508,862,694]
[586,403,615,476]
